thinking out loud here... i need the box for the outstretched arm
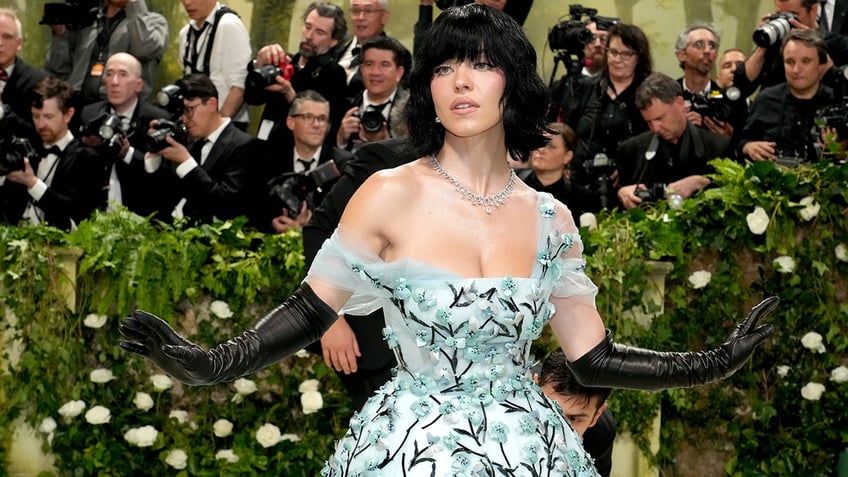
[550,295,777,390]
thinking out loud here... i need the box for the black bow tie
[43,145,61,157]
[0,70,9,82]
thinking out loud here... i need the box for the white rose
[746,206,769,235]
[301,390,324,415]
[298,379,320,393]
[83,313,107,329]
[209,300,233,319]
[798,196,821,221]
[256,423,283,448]
[578,212,598,231]
[124,425,158,447]
[150,374,173,391]
[800,382,825,401]
[89,368,115,383]
[134,392,154,411]
[830,365,848,384]
[280,433,302,442]
[836,244,848,262]
[233,378,257,395]
[215,449,240,463]
[776,365,791,377]
[165,449,188,469]
[687,270,712,289]
[800,331,826,353]
[295,349,310,358]
[169,409,189,424]
[773,255,796,274]
[39,417,57,434]
[84,405,111,425]
[213,418,233,437]
[58,400,86,418]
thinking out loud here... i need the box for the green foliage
[1,160,847,475]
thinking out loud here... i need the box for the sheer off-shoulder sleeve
[537,193,599,306]
[305,226,393,316]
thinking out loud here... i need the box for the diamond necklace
[431,155,517,214]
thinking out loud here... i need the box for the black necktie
[820,0,830,34]
[350,46,362,68]
[297,157,315,171]
[190,139,208,162]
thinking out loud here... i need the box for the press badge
[90,63,105,77]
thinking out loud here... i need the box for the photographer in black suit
[617,73,729,210]
[0,8,48,134]
[0,77,105,230]
[80,52,168,217]
[143,74,257,225]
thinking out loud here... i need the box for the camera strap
[182,6,239,76]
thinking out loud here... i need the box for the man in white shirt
[178,0,252,129]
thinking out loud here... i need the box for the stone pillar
[610,260,673,477]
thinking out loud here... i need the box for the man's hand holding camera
[271,201,312,234]
[703,116,733,136]
[742,140,777,161]
[337,106,389,147]
[145,119,191,165]
[254,44,296,102]
[5,157,38,189]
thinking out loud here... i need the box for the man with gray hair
[0,8,48,129]
[616,72,729,210]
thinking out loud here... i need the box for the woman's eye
[434,65,453,75]
[474,62,495,70]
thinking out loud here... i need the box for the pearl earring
[435,117,441,124]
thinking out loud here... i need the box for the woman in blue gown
[119,5,777,476]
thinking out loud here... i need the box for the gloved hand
[119,283,338,385]
[568,296,778,390]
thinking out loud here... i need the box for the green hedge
[0,160,846,475]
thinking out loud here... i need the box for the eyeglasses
[290,113,329,125]
[591,34,609,45]
[182,101,205,118]
[607,48,636,60]
[688,40,719,51]
[351,6,384,16]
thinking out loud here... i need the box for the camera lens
[246,64,282,90]
[359,110,385,133]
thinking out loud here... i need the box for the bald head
[105,52,144,113]
[107,52,142,78]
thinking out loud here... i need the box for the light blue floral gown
[308,193,601,477]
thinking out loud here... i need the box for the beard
[299,41,329,59]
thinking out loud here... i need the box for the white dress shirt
[22,130,75,224]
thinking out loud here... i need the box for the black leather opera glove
[119,283,337,385]
[568,296,778,390]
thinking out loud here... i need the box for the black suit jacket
[618,122,730,190]
[156,122,257,224]
[251,138,353,232]
[80,99,170,216]
[0,138,105,230]
[2,57,48,125]
[245,53,348,144]
[302,137,415,370]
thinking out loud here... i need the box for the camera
[689,88,741,122]
[815,102,848,140]
[246,58,295,90]
[268,160,342,218]
[435,0,473,8]
[582,152,616,209]
[353,109,386,133]
[753,12,798,48]
[548,5,599,52]
[145,119,189,153]
[39,0,99,31]
[592,15,620,31]
[154,84,185,119]
[634,183,666,202]
[0,137,37,176]
[80,112,125,157]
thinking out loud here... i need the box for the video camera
[39,0,99,31]
[581,152,616,209]
[753,12,798,48]
[268,160,342,218]
[246,58,295,90]
[80,112,125,157]
[548,5,597,53]
[689,87,742,122]
[0,137,37,176]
